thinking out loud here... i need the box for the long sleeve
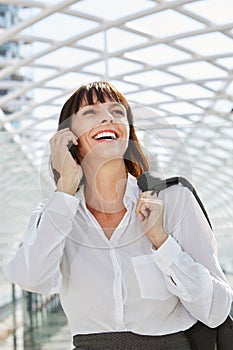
[3,191,80,295]
[132,186,233,328]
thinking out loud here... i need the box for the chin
[97,149,125,160]
[80,140,128,163]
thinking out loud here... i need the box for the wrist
[56,177,77,196]
[147,228,168,249]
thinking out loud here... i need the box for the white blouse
[3,175,232,337]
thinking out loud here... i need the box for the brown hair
[55,81,149,183]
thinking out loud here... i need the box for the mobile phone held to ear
[68,141,80,164]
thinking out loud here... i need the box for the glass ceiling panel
[82,60,108,75]
[125,43,191,65]
[219,127,233,137]
[108,57,144,76]
[25,67,57,82]
[191,99,211,108]
[221,166,233,177]
[204,81,225,91]
[84,57,143,76]
[77,32,105,50]
[32,105,58,119]
[202,114,228,125]
[160,101,203,114]
[35,47,99,67]
[107,28,149,53]
[127,89,173,104]
[165,116,194,125]
[78,28,149,52]
[52,92,76,106]
[32,87,61,102]
[110,80,139,93]
[69,0,155,21]
[162,83,214,98]
[32,117,57,130]
[168,61,228,79]
[175,32,233,56]
[45,72,100,89]
[213,99,232,113]
[21,12,98,40]
[19,41,50,56]
[18,6,40,19]
[226,81,233,94]
[208,147,230,159]
[216,57,233,69]
[183,0,233,25]
[126,9,204,37]
[195,126,219,138]
[124,70,181,86]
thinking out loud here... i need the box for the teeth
[94,131,117,140]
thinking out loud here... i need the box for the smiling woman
[55,81,149,186]
[71,100,130,168]
[3,81,232,350]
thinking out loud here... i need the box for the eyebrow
[109,102,124,107]
[105,102,126,110]
[80,102,125,110]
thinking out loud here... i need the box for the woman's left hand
[136,191,168,249]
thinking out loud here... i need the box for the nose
[100,109,114,124]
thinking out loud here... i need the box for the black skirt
[73,330,191,350]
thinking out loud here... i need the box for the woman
[4,81,232,350]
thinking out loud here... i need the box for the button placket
[110,248,125,329]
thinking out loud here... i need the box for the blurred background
[0,0,233,349]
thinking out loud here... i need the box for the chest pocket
[131,254,173,300]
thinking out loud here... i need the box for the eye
[82,109,96,116]
[112,109,125,116]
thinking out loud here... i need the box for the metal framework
[0,0,233,272]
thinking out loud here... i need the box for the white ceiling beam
[0,0,104,23]
[0,0,81,46]
[1,29,232,113]
[0,108,51,185]
[0,0,203,81]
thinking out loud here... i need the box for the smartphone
[68,141,81,165]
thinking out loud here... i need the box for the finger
[140,206,151,219]
[55,128,76,138]
[136,192,160,217]
[140,191,158,199]
[57,127,70,133]
[135,196,150,216]
[136,198,164,223]
[138,212,145,222]
[55,131,78,146]
[51,128,70,141]
[138,193,158,209]
[140,196,164,209]
[135,197,144,216]
[136,197,156,212]
[136,200,151,220]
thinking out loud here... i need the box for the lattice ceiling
[0,0,233,271]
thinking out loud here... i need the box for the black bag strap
[137,172,212,230]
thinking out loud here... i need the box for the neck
[82,159,128,213]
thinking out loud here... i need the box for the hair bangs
[79,82,126,108]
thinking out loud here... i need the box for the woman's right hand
[50,128,83,196]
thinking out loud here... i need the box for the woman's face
[71,97,130,163]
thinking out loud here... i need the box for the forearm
[3,192,79,294]
[146,226,168,249]
[152,236,233,327]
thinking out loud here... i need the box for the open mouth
[93,130,119,141]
